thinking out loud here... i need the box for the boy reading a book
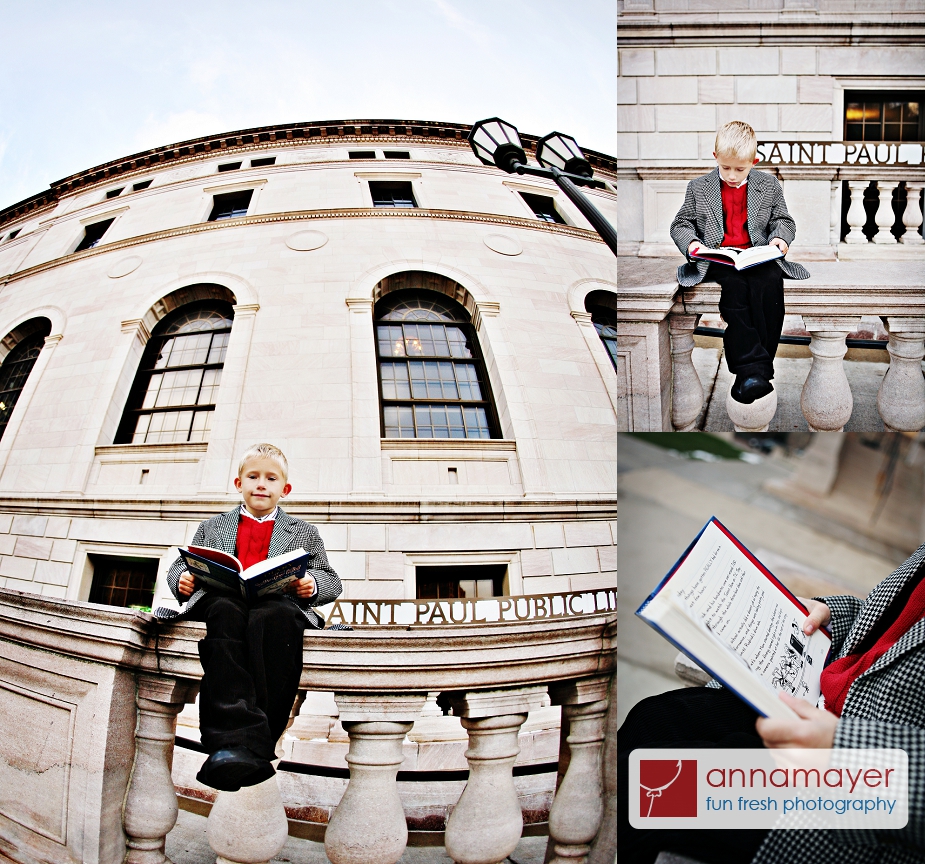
[670,121,810,405]
[156,443,342,791]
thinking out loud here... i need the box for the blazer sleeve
[817,594,864,658]
[293,524,342,609]
[765,177,797,247]
[165,519,207,604]
[670,179,701,257]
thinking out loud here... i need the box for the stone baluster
[325,694,427,864]
[725,386,778,433]
[205,690,310,864]
[878,317,925,433]
[668,312,703,431]
[547,677,611,864]
[800,316,862,431]
[872,178,900,244]
[123,675,197,864]
[444,687,547,864]
[900,183,925,245]
[829,180,843,246]
[844,181,870,244]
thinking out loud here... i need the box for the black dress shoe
[731,375,774,405]
[196,747,275,792]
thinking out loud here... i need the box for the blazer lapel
[860,618,925,682]
[268,508,298,558]
[746,174,768,244]
[705,168,724,245]
[213,509,239,555]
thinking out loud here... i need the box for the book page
[737,245,782,268]
[668,522,829,702]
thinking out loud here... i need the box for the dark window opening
[208,190,253,221]
[370,181,417,209]
[250,157,276,167]
[88,554,159,611]
[587,295,618,373]
[416,564,506,599]
[218,162,243,172]
[844,90,924,142]
[0,323,51,442]
[384,151,411,159]
[520,192,565,224]
[132,180,153,191]
[349,150,376,159]
[6,229,20,240]
[375,289,500,439]
[75,218,115,252]
[105,187,124,199]
[115,301,234,444]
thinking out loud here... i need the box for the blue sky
[0,0,616,211]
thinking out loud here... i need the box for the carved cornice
[2,208,605,286]
[0,119,616,231]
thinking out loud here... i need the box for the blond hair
[715,121,757,161]
[238,443,289,480]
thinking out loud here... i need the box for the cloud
[132,110,228,151]
[428,0,495,49]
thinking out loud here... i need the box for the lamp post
[468,117,618,258]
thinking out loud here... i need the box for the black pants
[191,593,307,762]
[618,687,770,864]
[709,260,785,381]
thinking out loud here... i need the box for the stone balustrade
[841,168,925,248]
[0,587,616,864]
[617,259,925,432]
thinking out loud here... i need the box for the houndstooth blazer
[670,168,811,288]
[156,506,342,630]
[749,542,925,864]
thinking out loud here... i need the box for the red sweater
[720,181,751,248]
[820,576,925,717]
[236,514,274,570]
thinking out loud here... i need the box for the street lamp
[468,118,617,257]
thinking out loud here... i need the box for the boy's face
[713,151,760,188]
[234,457,291,517]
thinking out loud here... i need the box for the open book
[691,244,783,270]
[636,517,831,719]
[179,546,311,602]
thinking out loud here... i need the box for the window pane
[861,102,881,122]
[446,327,472,358]
[377,325,405,357]
[404,324,426,356]
[141,375,162,409]
[198,368,222,404]
[144,410,194,443]
[463,406,490,439]
[384,405,415,438]
[846,123,863,141]
[883,124,902,141]
[154,369,204,407]
[844,103,863,122]
[166,333,212,367]
[380,363,411,399]
[902,124,920,142]
[189,410,213,442]
[131,414,150,443]
[207,331,229,364]
[884,102,902,122]
[455,363,483,401]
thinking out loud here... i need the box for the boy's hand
[769,237,789,255]
[178,572,197,598]
[289,576,316,599]
[756,692,838,749]
[798,597,831,635]
[687,240,701,256]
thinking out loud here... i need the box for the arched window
[374,290,500,439]
[115,301,234,444]
[0,319,52,441]
[586,292,617,372]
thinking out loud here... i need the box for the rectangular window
[132,180,153,191]
[416,564,506,600]
[88,554,159,611]
[208,190,254,221]
[384,151,411,159]
[250,157,276,167]
[7,229,20,240]
[106,187,124,199]
[218,162,243,172]
[844,90,924,142]
[349,150,376,159]
[75,218,115,251]
[520,192,565,224]
[370,181,417,208]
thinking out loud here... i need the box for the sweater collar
[239,504,278,523]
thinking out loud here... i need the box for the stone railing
[618,261,925,432]
[0,587,616,864]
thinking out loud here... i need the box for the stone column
[324,693,427,864]
[844,181,870,244]
[878,317,925,433]
[900,183,925,245]
[829,179,843,246]
[800,317,861,431]
[668,312,703,431]
[444,686,547,864]
[346,297,384,496]
[725,388,778,433]
[123,675,197,864]
[872,179,900,244]
[547,677,610,864]
[199,302,260,493]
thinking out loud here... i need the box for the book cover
[179,546,311,601]
[636,516,831,719]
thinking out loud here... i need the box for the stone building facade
[0,119,617,618]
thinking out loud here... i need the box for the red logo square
[639,759,697,817]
